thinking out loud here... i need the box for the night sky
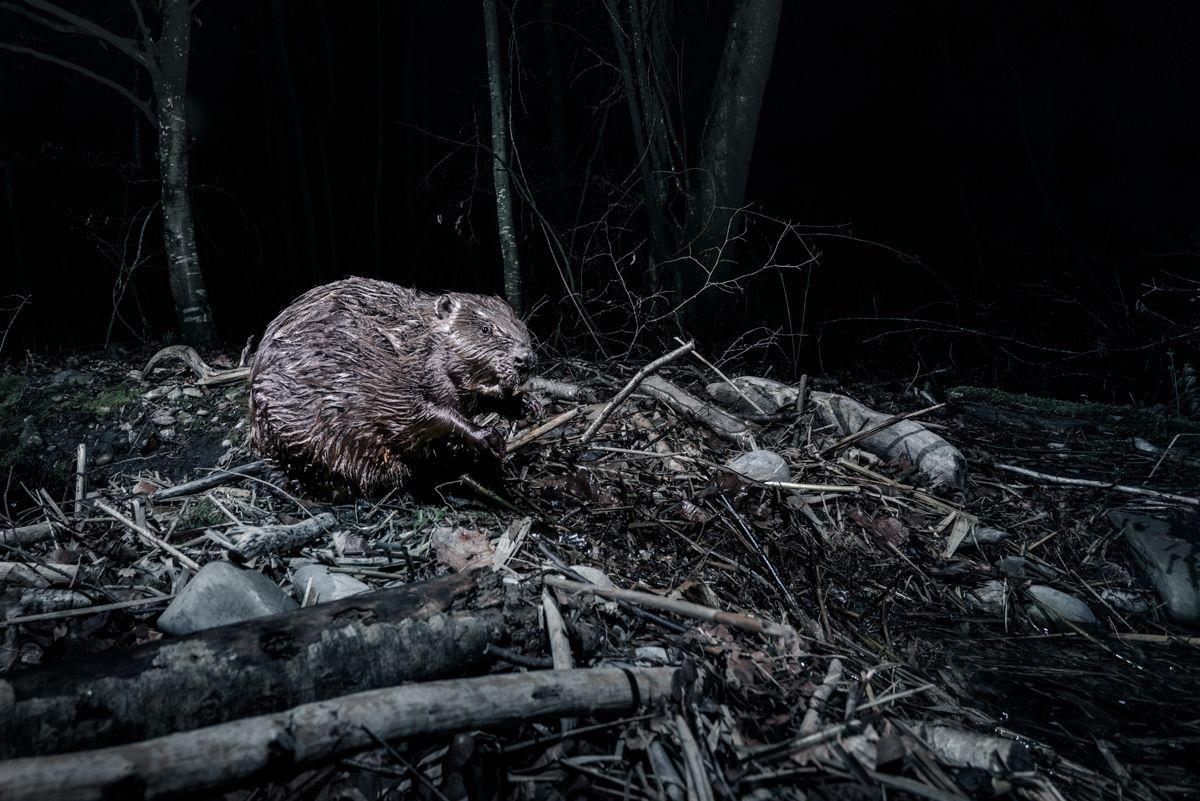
[2,1,1199,403]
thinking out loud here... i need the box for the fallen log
[0,570,515,758]
[0,667,678,801]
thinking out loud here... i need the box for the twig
[94,500,201,572]
[150,461,267,501]
[762,481,859,494]
[719,494,802,617]
[674,336,765,415]
[543,575,796,639]
[996,463,1200,507]
[541,587,576,732]
[800,657,843,735]
[506,407,579,454]
[74,443,86,519]
[0,594,173,628]
[837,458,967,517]
[737,721,856,760]
[674,714,715,801]
[579,340,695,445]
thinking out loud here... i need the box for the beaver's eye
[481,322,494,335]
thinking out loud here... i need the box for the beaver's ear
[434,295,455,319]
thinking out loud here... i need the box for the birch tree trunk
[684,0,782,317]
[0,0,218,347]
[155,0,216,347]
[482,0,523,313]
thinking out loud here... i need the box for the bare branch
[129,0,153,52]
[0,1,76,34]
[0,41,154,125]
[18,0,147,66]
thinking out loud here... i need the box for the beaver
[249,276,538,497]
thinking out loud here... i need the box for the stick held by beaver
[249,277,538,497]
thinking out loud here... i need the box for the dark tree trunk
[270,0,322,284]
[155,0,216,347]
[684,0,782,320]
[541,0,568,179]
[607,0,668,293]
[483,0,523,312]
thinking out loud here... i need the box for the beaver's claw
[469,425,506,459]
[519,392,544,420]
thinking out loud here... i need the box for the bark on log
[0,667,678,801]
[0,570,512,758]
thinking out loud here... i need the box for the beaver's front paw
[468,425,506,459]
[518,392,544,420]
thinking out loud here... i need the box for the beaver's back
[249,277,452,494]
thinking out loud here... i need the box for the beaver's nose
[514,349,537,370]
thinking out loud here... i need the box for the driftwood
[142,345,251,386]
[639,374,752,445]
[524,376,593,403]
[544,574,796,639]
[0,667,678,801]
[0,521,59,547]
[223,511,336,560]
[0,570,511,758]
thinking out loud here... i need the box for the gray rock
[966,580,1007,616]
[1025,585,1098,631]
[157,561,297,635]
[292,565,369,604]
[996,556,1057,580]
[1100,588,1151,615]
[726,450,791,483]
[17,417,43,449]
[962,526,1014,548]
[151,410,176,426]
[1109,511,1200,625]
[48,369,93,386]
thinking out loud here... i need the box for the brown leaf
[431,526,495,572]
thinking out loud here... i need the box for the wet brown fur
[249,277,535,497]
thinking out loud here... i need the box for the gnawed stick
[675,336,766,416]
[506,407,579,453]
[142,344,251,386]
[150,461,267,501]
[222,512,336,561]
[544,574,796,639]
[0,520,57,547]
[0,667,677,801]
[579,340,695,445]
[94,501,201,572]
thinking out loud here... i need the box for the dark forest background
[2,1,1199,406]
